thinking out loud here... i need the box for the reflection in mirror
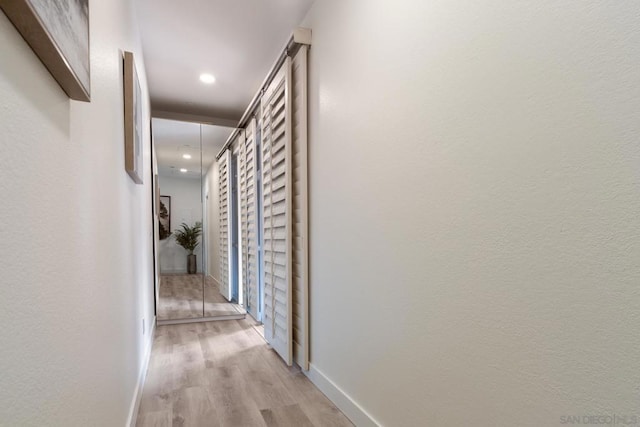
[154,118,204,320]
[201,124,245,317]
[153,118,244,321]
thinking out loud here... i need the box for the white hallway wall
[302,1,640,426]
[158,175,203,273]
[0,1,155,425]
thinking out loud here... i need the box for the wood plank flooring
[158,275,244,321]
[136,318,353,427]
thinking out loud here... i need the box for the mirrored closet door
[153,118,245,322]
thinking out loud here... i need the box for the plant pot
[187,254,197,274]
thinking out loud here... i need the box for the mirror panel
[201,124,245,317]
[153,118,243,321]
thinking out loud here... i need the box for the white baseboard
[160,269,204,274]
[304,364,381,427]
[207,274,221,287]
[207,274,229,302]
[126,315,156,427]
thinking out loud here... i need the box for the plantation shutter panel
[261,57,293,365]
[291,45,309,370]
[218,150,232,300]
[242,119,260,319]
[239,131,248,307]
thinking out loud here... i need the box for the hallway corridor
[135,319,352,427]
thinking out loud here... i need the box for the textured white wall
[0,1,155,425]
[157,175,203,273]
[303,1,640,426]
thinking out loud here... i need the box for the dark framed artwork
[159,195,171,240]
[124,51,143,184]
[0,0,91,101]
[155,175,160,214]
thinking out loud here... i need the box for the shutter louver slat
[239,130,248,310]
[261,57,293,366]
[218,151,231,300]
[241,120,259,320]
[290,46,309,370]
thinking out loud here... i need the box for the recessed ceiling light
[199,73,215,84]
[182,154,192,159]
[180,168,187,173]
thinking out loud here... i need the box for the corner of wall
[126,316,156,427]
[304,364,382,427]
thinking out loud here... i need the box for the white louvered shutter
[242,119,260,319]
[239,131,248,307]
[291,45,309,370]
[261,58,293,365]
[218,150,232,300]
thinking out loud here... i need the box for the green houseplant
[173,221,202,274]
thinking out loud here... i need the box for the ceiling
[153,118,234,179]
[136,0,315,121]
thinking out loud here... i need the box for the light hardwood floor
[136,318,353,427]
[158,274,244,321]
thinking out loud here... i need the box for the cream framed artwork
[0,0,91,101]
[123,51,143,184]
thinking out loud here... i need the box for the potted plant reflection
[173,222,202,274]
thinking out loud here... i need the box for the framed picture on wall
[123,51,143,184]
[159,195,171,240]
[0,0,91,101]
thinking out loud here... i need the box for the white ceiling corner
[136,0,315,122]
